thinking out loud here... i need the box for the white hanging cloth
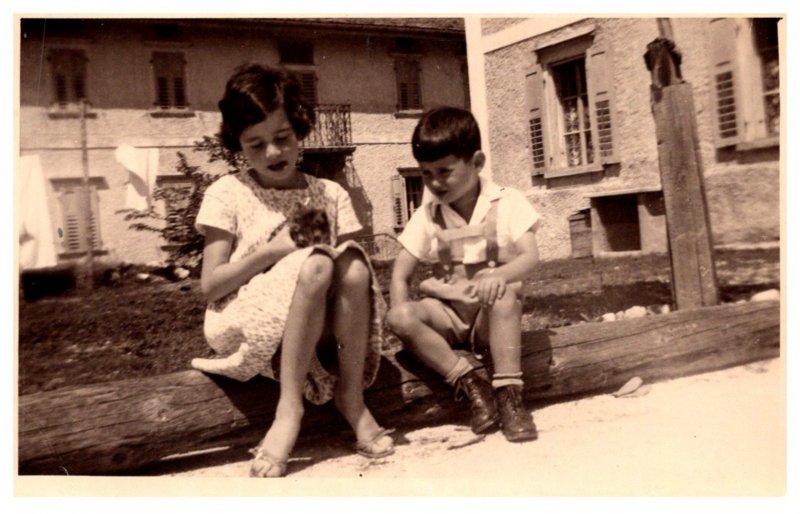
[18,154,58,270]
[115,144,159,210]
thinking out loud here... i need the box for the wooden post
[79,99,94,289]
[645,19,719,309]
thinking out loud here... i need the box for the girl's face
[239,108,300,188]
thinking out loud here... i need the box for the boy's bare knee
[491,289,522,317]
[297,253,334,293]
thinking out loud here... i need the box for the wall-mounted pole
[80,98,94,289]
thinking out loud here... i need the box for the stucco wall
[19,20,467,265]
[481,17,780,260]
[481,18,528,36]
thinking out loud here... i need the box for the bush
[118,135,247,270]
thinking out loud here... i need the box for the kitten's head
[288,206,332,247]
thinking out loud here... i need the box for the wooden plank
[650,80,720,309]
[18,300,779,475]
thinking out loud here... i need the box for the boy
[386,107,541,442]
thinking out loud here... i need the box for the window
[395,56,422,112]
[51,178,105,256]
[524,33,618,178]
[553,58,593,168]
[151,51,188,110]
[709,17,781,148]
[391,170,425,229]
[279,40,317,107]
[48,48,88,107]
[278,40,314,65]
[754,19,780,138]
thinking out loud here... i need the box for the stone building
[471,17,781,260]
[18,17,468,266]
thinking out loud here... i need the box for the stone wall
[481,17,780,259]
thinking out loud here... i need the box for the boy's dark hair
[218,63,316,151]
[411,106,481,162]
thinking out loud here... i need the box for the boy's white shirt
[398,174,540,265]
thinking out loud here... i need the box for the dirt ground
[34,357,781,496]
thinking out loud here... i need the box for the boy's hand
[473,268,507,306]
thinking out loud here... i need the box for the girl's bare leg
[254,253,333,475]
[332,250,392,452]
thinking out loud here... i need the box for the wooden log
[18,300,779,475]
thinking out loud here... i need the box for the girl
[191,64,394,477]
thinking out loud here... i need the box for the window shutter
[58,187,101,253]
[89,188,103,250]
[60,189,84,252]
[297,70,318,107]
[49,49,87,105]
[173,77,186,108]
[396,58,422,111]
[391,175,408,229]
[709,18,742,147]
[152,52,187,109]
[525,64,547,175]
[586,42,619,164]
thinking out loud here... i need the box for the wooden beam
[18,301,779,475]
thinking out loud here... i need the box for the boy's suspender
[431,202,500,273]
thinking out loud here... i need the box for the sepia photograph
[11,5,793,503]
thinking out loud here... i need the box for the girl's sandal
[249,445,288,478]
[355,427,396,459]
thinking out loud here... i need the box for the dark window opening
[279,40,315,65]
[593,194,641,252]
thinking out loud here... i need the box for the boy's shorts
[418,282,521,351]
[418,296,488,349]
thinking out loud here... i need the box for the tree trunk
[19,300,779,475]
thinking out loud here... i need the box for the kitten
[268,204,332,247]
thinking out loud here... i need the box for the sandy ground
[123,357,788,497]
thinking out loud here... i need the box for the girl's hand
[269,225,298,261]
[473,268,507,306]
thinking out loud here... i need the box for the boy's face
[419,151,484,206]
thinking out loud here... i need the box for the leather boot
[495,384,538,442]
[455,370,499,434]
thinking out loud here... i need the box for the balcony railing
[301,104,353,150]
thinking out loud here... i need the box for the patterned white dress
[192,171,385,405]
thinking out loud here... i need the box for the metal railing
[352,233,401,262]
[302,104,352,149]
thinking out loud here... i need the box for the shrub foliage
[119,135,246,269]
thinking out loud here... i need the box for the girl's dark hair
[218,64,316,151]
[411,106,481,162]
